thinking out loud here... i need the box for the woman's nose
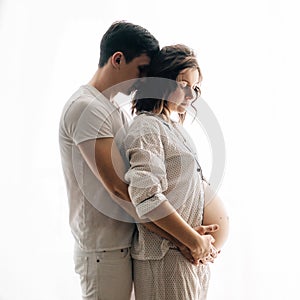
[185,87,194,100]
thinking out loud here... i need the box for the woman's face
[167,68,201,114]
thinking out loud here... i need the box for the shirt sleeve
[64,96,114,145]
[124,118,168,219]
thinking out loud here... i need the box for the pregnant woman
[124,44,229,299]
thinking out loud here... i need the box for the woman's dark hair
[98,20,160,67]
[131,44,202,123]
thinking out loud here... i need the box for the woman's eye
[178,81,188,88]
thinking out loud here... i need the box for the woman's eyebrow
[180,78,201,87]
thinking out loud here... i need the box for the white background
[1,0,300,299]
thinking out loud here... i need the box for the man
[59,21,161,300]
[59,20,218,300]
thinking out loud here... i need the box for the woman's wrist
[184,230,203,250]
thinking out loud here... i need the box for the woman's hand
[189,234,217,264]
[194,224,219,236]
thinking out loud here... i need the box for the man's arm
[77,138,192,248]
[78,137,218,262]
[78,138,130,202]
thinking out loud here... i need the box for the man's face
[119,53,151,95]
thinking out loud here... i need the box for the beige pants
[74,243,133,300]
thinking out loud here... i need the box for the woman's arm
[143,200,217,262]
[202,183,230,251]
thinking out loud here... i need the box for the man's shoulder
[67,85,98,105]
[63,85,115,117]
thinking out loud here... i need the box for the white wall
[1,0,299,299]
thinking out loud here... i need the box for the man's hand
[176,244,197,265]
[194,224,220,264]
[176,224,220,265]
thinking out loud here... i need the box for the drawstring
[172,123,210,185]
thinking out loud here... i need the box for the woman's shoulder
[128,113,170,133]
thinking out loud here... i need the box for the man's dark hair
[98,20,160,67]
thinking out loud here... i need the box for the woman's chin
[177,106,188,113]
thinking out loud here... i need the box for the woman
[124,44,229,299]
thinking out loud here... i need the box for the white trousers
[74,243,133,300]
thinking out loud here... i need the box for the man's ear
[111,52,123,68]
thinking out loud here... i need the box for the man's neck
[88,68,117,100]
